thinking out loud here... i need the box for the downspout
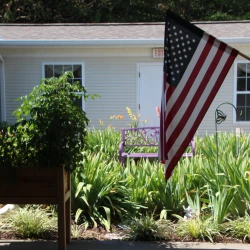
[0,55,6,122]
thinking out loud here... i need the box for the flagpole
[158,3,250,62]
[238,51,250,61]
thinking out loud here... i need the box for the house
[0,21,250,136]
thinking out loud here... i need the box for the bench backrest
[121,127,160,146]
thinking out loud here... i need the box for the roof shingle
[0,21,250,41]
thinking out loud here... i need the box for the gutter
[0,39,164,48]
[0,37,249,48]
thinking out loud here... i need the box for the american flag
[158,10,239,180]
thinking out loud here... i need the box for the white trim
[220,37,250,44]
[233,60,250,124]
[0,55,6,122]
[136,62,163,116]
[0,37,249,48]
[41,62,86,111]
[0,39,164,48]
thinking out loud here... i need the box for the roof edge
[0,37,250,47]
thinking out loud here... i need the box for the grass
[2,205,57,238]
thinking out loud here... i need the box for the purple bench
[119,127,195,164]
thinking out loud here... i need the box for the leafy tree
[0,0,250,23]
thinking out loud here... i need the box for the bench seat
[121,152,194,159]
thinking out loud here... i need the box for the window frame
[42,62,85,110]
[234,60,250,123]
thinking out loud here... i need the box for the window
[44,64,83,108]
[236,62,250,121]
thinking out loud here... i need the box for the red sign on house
[153,48,164,58]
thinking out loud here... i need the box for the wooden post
[57,166,66,250]
[66,172,71,244]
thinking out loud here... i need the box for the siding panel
[3,46,250,136]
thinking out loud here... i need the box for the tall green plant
[85,127,120,160]
[74,153,140,230]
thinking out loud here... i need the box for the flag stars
[165,21,200,86]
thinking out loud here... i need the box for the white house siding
[1,45,250,136]
[0,47,162,130]
[197,66,236,136]
[197,48,250,136]
[3,56,42,123]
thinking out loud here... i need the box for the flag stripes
[160,29,238,179]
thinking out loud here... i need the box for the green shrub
[0,71,94,172]
[223,215,250,242]
[176,216,219,242]
[126,214,174,241]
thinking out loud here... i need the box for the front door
[137,63,163,127]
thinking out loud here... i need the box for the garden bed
[0,224,248,244]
